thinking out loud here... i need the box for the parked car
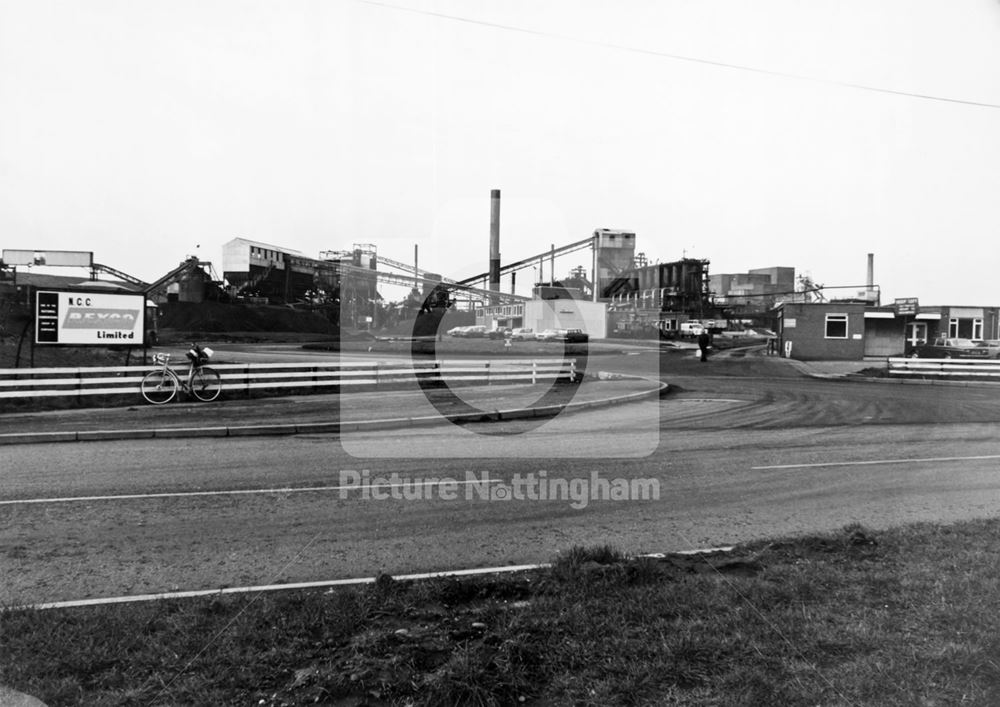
[509,328,534,340]
[447,325,488,338]
[487,327,512,340]
[534,328,589,342]
[911,337,991,359]
[679,321,705,337]
[972,340,1000,358]
[535,329,562,341]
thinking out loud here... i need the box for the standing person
[697,330,711,362]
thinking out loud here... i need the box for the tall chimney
[866,253,877,304]
[489,190,501,300]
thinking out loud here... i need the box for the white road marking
[17,564,547,610]
[0,478,501,506]
[16,547,739,610]
[752,453,1000,471]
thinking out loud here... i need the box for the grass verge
[4,520,1000,706]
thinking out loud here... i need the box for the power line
[354,0,1000,110]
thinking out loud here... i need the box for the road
[4,350,1000,604]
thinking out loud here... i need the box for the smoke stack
[866,252,878,304]
[489,189,501,301]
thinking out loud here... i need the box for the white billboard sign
[4,249,93,267]
[36,290,145,345]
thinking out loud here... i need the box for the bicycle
[140,345,223,405]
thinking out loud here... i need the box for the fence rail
[0,358,577,400]
[887,357,1000,378]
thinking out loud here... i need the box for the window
[949,318,983,339]
[825,313,848,339]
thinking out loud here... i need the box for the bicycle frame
[152,353,203,392]
[150,353,178,380]
[142,352,222,404]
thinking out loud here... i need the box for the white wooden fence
[887,357,1000,378]
[0,358,578,400]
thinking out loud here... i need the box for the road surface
[3,351,1000,604]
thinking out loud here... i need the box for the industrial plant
[0,190,747,340]
[7,189,984,361]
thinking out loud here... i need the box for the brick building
[776,301,1000,360]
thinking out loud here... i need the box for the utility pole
[591,236,598,302]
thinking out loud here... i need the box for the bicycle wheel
[140,370,179,405]
[190,367,222,402]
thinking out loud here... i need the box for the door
[906,322,927,354]
[864,318,904,358]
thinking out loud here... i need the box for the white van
[679,321,705,337]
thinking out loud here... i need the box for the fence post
[486,361,491,386]
[532,360,537,385]
[569,358,576,382]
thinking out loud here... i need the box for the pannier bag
[187,346,213,364]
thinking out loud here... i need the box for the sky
[1,0,999,305]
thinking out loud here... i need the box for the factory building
[221,237,378,327]
[710,267,796,307]
[604,257,713,338]
[776,301,1000,361]
[593,229,637,298]
[475,285,609,338]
